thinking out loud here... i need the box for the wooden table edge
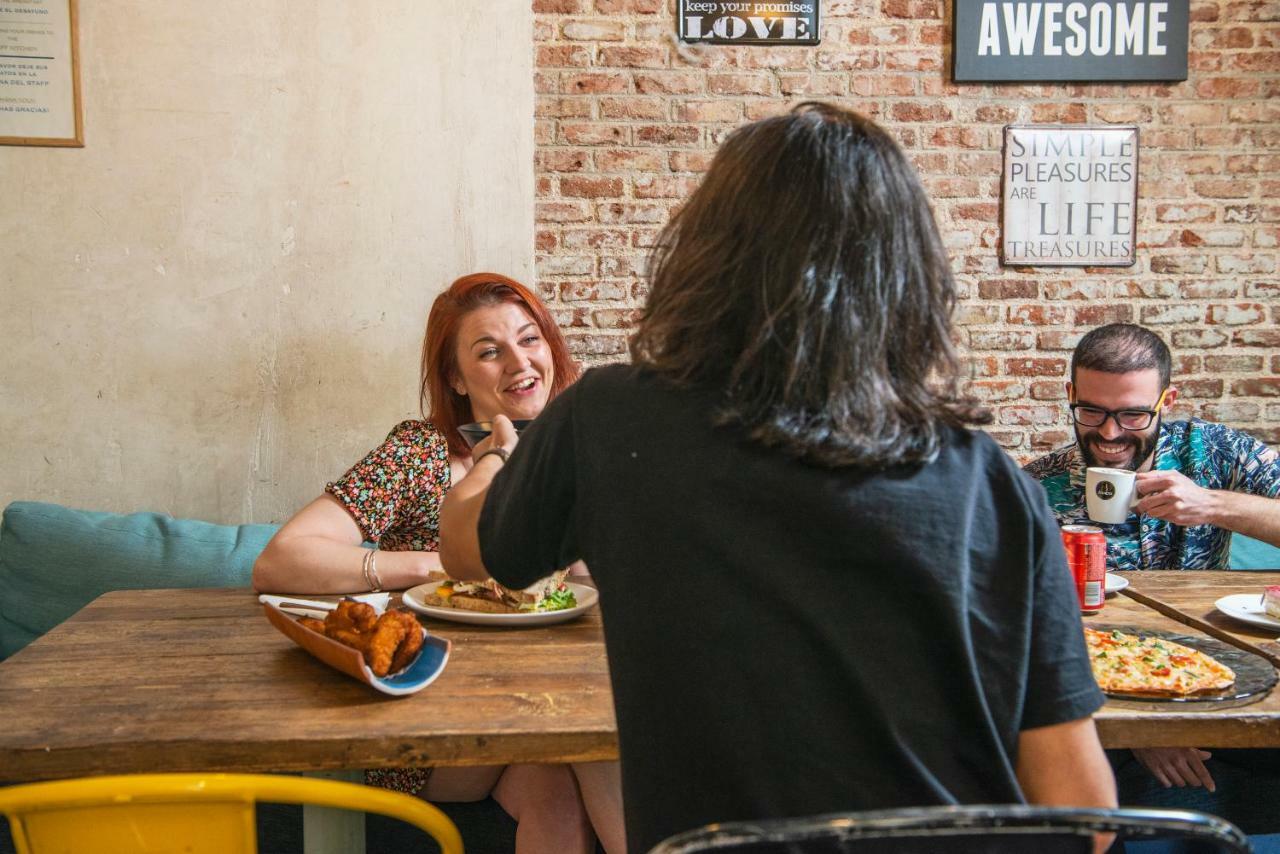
[0,731,621,784]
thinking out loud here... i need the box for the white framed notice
[0,0,82,147]
[1001,125,1137,267]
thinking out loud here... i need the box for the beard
[1076,416,1161,471]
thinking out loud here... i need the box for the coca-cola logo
[1095,481,1116,500]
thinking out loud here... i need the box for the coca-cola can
[1061,524,1107,614]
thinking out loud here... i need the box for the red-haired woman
[255,272,577,594]
[254,273,622,853]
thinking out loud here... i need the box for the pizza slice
[1084,628,1235,696]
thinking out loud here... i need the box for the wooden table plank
[1087,572,1280,749]
[1121,571,1280,661]
[0,588,618,782]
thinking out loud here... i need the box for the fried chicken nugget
[329,599,378,633]
[297,616,327,634]
[326,626,370,654]
[323,600,379,654]
[363,613,408,677]
[385,609,424,674]
[323,604,355,634]
[323,603,373,655]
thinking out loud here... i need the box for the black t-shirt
[479,365,1105,854]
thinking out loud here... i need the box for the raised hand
[1135,470,1221,527]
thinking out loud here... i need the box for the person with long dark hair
[254,273,623,854]
[440,103,1115,852]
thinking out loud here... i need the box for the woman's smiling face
[452,302,554,426]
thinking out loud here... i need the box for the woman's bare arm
[252,495,442,593]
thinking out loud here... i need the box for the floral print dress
[326,420,452,551]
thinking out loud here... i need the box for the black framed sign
[1001,125,1139,267]
[678,1,820,45]
[954,0,1188,82]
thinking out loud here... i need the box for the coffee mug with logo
[1085,467,1138,524]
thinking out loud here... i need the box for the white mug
[1085,467,1138,524]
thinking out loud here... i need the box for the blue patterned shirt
[1022,419,1280,570]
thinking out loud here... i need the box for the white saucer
[1215,593,1280,631]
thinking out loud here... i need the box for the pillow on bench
[0,501,278,659]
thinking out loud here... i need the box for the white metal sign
[1001,125,1138,266]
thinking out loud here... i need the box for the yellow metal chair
[0,772,464,854]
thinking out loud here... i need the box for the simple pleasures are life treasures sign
[954,1,1188,81]
[678,1,820,45]
[1002,126,1138,267]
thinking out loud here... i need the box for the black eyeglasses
[1069,389,1168,431]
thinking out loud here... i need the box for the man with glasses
[1024,323,1280,829]
[1024,322,1280,571]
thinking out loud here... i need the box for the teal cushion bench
[1230,533,1280,570]
[0,501,279,660]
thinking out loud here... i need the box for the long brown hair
[630,102,989,468]
[421,273,578,455]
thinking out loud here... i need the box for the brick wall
[532,0,1279,460]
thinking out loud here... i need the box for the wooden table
[4,578,1279,770]
[2,576,1279,846]
[0,587,618,782]
[0,587,618,854]
[1088,571,1280,749]
[1117,571,1280,662]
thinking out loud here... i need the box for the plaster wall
[0,1,534,523]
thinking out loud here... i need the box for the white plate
[402,581,599,626]
[1105,572,1129,595]
[1215,593,1280,631]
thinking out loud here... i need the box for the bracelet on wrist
[361,547,383,593]
[476,447,510,466]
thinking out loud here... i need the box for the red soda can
[1061,525,1107,614]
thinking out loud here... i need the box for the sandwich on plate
[423,570,577,614]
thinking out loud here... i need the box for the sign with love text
[1001,126,1138,267]
[954,0,1188,82]
[678,1,820,45]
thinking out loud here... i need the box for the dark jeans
[1108,748,1280,836]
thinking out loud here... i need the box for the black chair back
[647,805,1252,854]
